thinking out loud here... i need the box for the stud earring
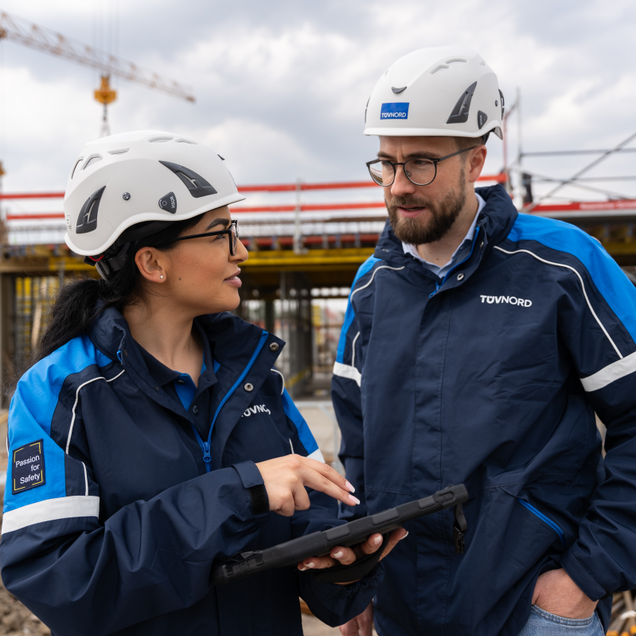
[160,275,164,279]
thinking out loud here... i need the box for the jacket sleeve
[0,372,269,636]
[331,288,368,521]
[545,234,636,600]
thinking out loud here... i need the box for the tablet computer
[212,483,468,585]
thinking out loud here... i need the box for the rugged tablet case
[212,483,468,585]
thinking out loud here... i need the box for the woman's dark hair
[36,214,203,362]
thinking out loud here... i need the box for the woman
[0,131,403,635]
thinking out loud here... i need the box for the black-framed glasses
[164,219,240,255]
[366,146,477,187]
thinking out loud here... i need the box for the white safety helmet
[64,130,245,260]
[364,47,504,140]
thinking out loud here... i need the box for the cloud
[0,0,634,203]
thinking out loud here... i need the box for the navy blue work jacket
[1,308,381,635]
[333,184,636,635]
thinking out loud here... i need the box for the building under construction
[1,173,636,407]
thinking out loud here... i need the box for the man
[332,46,636,636]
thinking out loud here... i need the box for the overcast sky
[0,0,635,210]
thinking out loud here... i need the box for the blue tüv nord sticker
[380,102,410,120]
[12,440,46,494]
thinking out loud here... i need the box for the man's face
[379,136,469,245]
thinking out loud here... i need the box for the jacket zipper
[190,330,269,473]
[517,498,566,546]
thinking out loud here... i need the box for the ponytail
[36,213,203,362]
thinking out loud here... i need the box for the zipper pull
[453,503,467,554]
[202,441,212,473]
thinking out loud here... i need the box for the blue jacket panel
[1,308,381,635]
[333,184,636,635]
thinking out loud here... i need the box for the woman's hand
[297,527,408,583]
[255,454,359,516]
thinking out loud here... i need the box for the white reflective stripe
[351,265,405,301]
[333,361,361,387]
[341,265,403,372]
[1,496,100,534]
[494,246,623,358]
[308,448,325,463]
[580,351,636,392]
[351,332,361,370]
[82,462,89,496]
[270,368,285,395]
[66,369,126,453]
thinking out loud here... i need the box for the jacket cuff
[559,548,607,601]
[233,461,270,520]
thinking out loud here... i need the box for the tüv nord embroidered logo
[480,295,532,307]
[243,404,272,417]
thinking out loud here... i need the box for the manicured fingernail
[306,561,315,569]
[299,565,308,571]
[333,550,344,559]
[373,535,382,546]
[348,494,360,505]
[345,480,355,493]
[401,531,409,539]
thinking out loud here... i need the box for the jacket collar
[88,306,284,419]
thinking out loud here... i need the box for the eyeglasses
[163,219,240,255]
[366,146,477,187]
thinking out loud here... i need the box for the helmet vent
[391,86,407,94]
[70,158,83,180]
[431,58,467,74]
[83,155,103,170]
[176,139,196,145]
[76,186,106,235]
[109,148,130,155]
[477,110,488,129]
[446,81,478,125]
[159,160,218,199]
[149,136,174,143]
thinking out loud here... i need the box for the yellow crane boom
[0,11,195,103]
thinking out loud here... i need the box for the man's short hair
[454,133,489,151]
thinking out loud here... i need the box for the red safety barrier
[530,199,636,212]
[0,192,64,200]
[236,202,387,213]
[6,213,65,220]
[0,174,506,201]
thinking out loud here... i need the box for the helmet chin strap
[85,242,136,281]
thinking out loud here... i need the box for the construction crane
[0,10,195,135]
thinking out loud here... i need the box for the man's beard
[386,172,467,245]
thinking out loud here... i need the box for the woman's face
[161,206,248,317]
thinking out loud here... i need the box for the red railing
[0,174,508,221]
[0,173,506,201]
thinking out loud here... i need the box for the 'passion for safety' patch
[12,440,46,494]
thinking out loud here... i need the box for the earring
[160,275,164,279]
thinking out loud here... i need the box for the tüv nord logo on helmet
[380,102,409,119]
